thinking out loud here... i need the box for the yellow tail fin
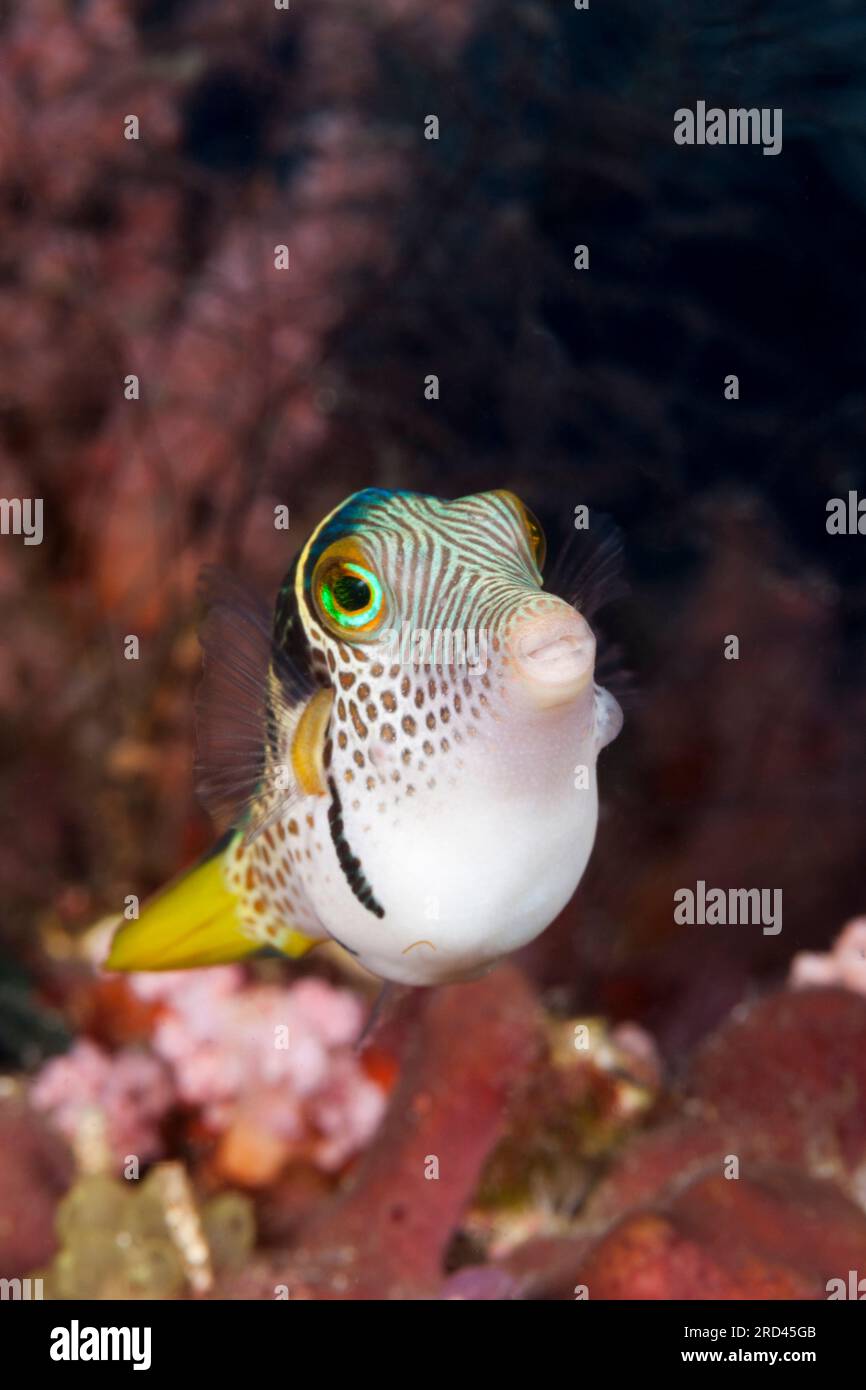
[105,833,315,972]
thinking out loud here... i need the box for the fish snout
[510,605,596,708]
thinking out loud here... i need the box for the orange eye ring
[496,491,547,575]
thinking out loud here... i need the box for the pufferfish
[106,488,622,987]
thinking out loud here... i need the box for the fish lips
[510,609,596,709]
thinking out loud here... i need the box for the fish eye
[314,555,385,635]
[332,571,371,612]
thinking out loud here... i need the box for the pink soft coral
[30,969,386,1180]
[137,972,384,1173]
[790,918,866,995]
[30,1038,175,1162]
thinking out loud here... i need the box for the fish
[106,488,623,987]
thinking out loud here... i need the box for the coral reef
[206,958,866,1300]
[31,1039,174,1164]
[491,984,866,1299]
[29,965,388,1189]
[790,918,866,996]
[6,922,866,1298]
[36,1165,255,1299]
[0,1091,74,1279]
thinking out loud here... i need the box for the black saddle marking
[327,776,385,919]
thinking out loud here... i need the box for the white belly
[303,728,601,985]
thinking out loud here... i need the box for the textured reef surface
[2,925,864,1299]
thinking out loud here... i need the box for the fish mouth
[511,610,595,707]
[521,632,583,663]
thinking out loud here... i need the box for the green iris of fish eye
[320,563,383,628]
